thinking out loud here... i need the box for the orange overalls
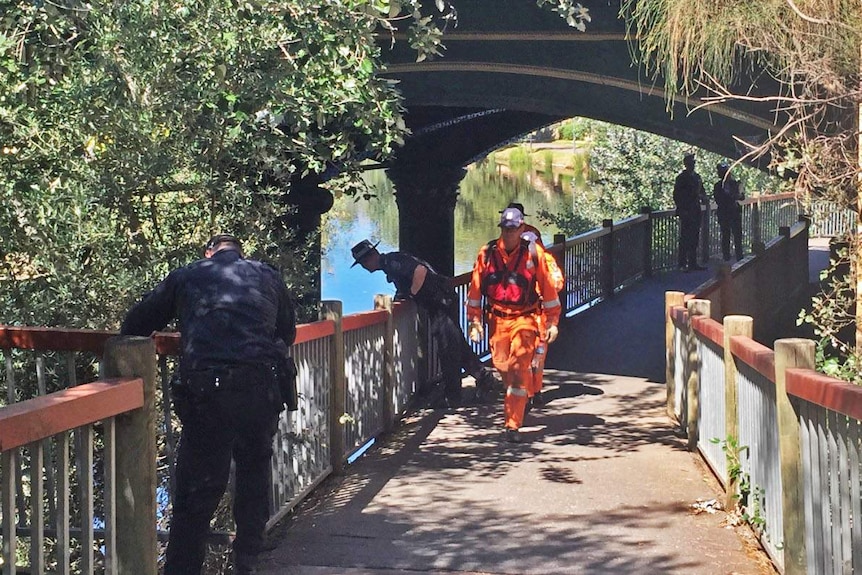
[467,237,561,431]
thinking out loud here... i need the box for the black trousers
[165,370,282,574]
[719,211,743,261]
[428,301,484,400]
[678,214,701,267]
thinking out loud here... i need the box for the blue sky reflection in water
[321,163,572,315]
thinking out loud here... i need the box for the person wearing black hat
[351,239,496,407]
[121,233,296,575]
[673,153,708,271]
[713,162,745,261]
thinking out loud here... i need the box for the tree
[623,0,862,376]
[0,0,461,327]
[0,0,592,327]
[538,119,781,236]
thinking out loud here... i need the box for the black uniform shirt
[379,252,451,310]
[379,252,427,300]
[673,169,705,217]
[713,178,742,216]
[120,249,296,371]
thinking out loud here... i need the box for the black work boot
[503,428,522,443]
[531,391,545,407]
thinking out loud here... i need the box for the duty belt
[182,364,277,394]
[488,306,539,319]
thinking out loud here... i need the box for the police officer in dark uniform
[350,239,495,407]
[120,234,296,575]
[713,162,745,261]
[673,153,708,271]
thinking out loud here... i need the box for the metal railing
[453,193,848,359]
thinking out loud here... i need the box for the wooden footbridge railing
[0,193,852,573]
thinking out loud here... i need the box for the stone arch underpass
[376,0,785,275]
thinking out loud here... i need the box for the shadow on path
[258,267,778,575]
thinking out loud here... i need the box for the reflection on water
[321,162,577,314]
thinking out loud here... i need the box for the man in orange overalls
[467,207,561,443]
[500,203,563,410]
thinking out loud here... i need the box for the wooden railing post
[722,315,752,508]
[665,291,685,419]
[774,338,814,575]
[601,219,614,298]
[641,207,653,278]
[101,336,158,575]
[718,262,733,318]
[553,233,568,306]
[685,299,710,450]
[321,301,346,474]
[374,294,395,431]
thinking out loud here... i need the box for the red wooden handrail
[786,368,862,421]
[295,320,336,345]
[342,310,388,332]
[0,378,144,451]
[729,335,775,382]
[691,315,723,347]
[0,326,114,354]
[1,318,353,357]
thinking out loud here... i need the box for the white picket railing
[0,194,851,573]
[667,214,862,573]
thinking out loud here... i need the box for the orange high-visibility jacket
[467,237,562,326]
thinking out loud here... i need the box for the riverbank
[490,140,588,178]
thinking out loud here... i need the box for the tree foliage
[539,119,783,237]
[622,0,862,370]
[0,0,459,328]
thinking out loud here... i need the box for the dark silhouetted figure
[673,153,707,271]
[713,162,745,261]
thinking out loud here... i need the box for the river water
[321,161,577,314]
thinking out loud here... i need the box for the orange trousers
[488,314,538,430]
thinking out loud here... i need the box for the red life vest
[480,239,539,308]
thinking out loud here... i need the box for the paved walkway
[257,245,830,574]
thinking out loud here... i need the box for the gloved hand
[468,321,484,343]
[546,324,559,344]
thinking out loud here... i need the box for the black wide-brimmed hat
[205,234,242,252]
[350,239,380,267]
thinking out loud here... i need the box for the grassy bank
[489,141,590,178]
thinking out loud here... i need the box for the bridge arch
[376,0,783,274]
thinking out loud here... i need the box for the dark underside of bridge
[367,1,784,275]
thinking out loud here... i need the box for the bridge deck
[257,245,830,574]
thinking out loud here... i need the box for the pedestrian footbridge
[0,195,857,574]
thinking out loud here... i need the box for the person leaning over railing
[120,234,297,575]
[350,239,496,408]
[467,207,562,443]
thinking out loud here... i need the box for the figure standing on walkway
[501,202,564,409]
[121,234,296,575]
[351,239,495,408]
[467,207,562,442]
[673,153,707,271]
[713,162,745,261]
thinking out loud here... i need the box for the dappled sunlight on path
[259,269,776,575]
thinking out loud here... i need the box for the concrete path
[257,247,830,574]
